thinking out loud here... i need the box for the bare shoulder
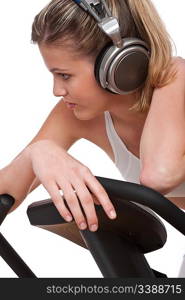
[171,56,185,77]
[172,56,185,66]
[30,99,104,150]
[54,100,103,139]
[148,55,185,112]
[152,56,185,98]
[168,56,185,92]
[52,101,112,157]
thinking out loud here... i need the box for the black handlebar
[96,177,185,236]
[0,194,15,226]
[0,178,185,235]
[0,194,36,277]
[0,179,184,278]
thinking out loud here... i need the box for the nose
[53,79,67,97]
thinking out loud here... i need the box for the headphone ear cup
[94,38,150,94]
[112,44,150,93]
[94,42,112,87]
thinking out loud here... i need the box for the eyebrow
[49,68,69,73]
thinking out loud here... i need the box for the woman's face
[39,43,116,120]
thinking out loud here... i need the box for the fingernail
[79,222,87,230]
[90,224,98,232]
[109,210,117,219]
[66,215,73,222]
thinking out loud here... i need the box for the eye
[57,73,70,80]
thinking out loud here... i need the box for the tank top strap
[104,111,132,178]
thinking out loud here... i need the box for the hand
[28,140,117,231]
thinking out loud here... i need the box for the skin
[1,42,185,234]
[39,43,185,209]
[39,43,144,124]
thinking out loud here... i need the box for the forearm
[0,101,81,211]
[27,177,41,194]
[139,59,185,194]
[140,155,185,195]
[0,147,36,210]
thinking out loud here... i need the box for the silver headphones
[73,0,150,94]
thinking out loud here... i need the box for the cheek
[70,68,109,100]
[79,65,98,89]
[83,74,105,96]
[85,69,110,96]
[71,76,98,97]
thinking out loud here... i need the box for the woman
[0,0,185,235]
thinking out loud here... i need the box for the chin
[74,110,98,121]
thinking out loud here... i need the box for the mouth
[63,98,76,104]
[64,100,77,109]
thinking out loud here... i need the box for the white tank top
[104,111,185,197]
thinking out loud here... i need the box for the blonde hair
[32,0,175,112]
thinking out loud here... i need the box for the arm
[0,100,80,210]
[0,100,116,230]
[140,58,185,194]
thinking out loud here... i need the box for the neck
[107,92,147,124]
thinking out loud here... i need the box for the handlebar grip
[0,194,15,226]
[96,176,185,236]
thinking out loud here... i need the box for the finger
[85,175,117,220]
[43,181,73,222]
[93,195,101,205]
[72,179,99,231]
[61,182,88,231]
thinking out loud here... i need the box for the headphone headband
[72,0,123,47]
[72,0,150,94]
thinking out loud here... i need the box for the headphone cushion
[94,39,150,94]
[94,42,112,85]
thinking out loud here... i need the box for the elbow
[140,167,176,195]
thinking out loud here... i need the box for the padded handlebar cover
[0,194,15,226]
[95,177,185,235]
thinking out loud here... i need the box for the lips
[67,102,76,105]
[64,100,77,109]
[63,99,77,105]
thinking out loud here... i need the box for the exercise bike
[0,177,185,278]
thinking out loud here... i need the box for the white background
[0,0,185,278]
